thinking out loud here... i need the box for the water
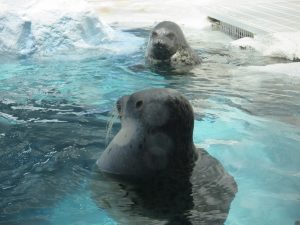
[0,28,300,225]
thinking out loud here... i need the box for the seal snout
[152,39,173,60]
[153,39,167,48]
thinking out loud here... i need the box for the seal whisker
[105,107,119,147]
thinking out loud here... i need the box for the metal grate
[205,1,300,39]
[208,17,254,39]
[219,21,254,39]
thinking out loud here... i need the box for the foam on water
[231,32,300,61]
[247,62,300,77]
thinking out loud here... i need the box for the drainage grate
[208,17,254,39]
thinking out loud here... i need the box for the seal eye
[136,100,143,109]
[167,32,175,40]
[152,31,158,37]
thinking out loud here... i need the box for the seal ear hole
[135,100,143,109]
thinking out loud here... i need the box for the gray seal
[94,88,237,224]
[145,21,201,73]
[97,88,197,178]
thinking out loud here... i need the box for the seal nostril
[154,40,163,47]
[136,100,143,109]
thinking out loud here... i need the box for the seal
[93,88,237,224]
[145,21,201,73]
[97,88,198,178]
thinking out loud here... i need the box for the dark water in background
[0,29,300,225]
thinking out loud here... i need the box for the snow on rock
[0,11,36,57]
[231,32,300,61]
[0,0,118,58]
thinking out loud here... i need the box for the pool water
[0,28,300,225]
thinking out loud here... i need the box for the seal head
[97,88,198,179]
[146,21,201,73]
[148,22,187,60]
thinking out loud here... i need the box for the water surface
[0,28,299,225]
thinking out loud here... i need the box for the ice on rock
[0,11,36,57]
[0,0,116,58]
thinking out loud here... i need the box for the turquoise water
[0,29,300,225]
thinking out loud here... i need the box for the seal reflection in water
[146,21,201,73]
[92,88,237,225]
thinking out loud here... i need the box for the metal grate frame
[208,17,254,39]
